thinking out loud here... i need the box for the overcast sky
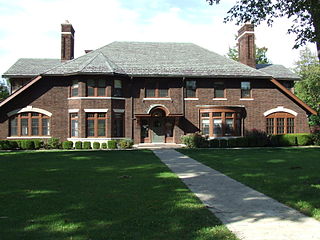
[0,0,317,85]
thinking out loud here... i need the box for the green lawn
[179,147,320,220]
[0,150,237,240]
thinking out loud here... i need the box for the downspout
[182,77,185,134]
[131,76,134,140]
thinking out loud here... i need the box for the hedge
[101,142,107,149]
[118,139,133,149]
[75,141,82,149]
[108,140,117,149]
[62,141,73,149]
[82,141,91,149]
[92,142,100,150]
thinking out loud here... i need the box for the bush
[296,133,313,146]
[47,138,61,149]
[312,131,320,145]
[75,141,82,149]
[62,141,73,149]
[8,141,19,150]
[108,140,117,149]
[280,134,297,146]
[245,129,268,147]
[92,142,100,150]
[101,142,107,149]
[82,141,91,149]
[0,140,11,150]
[33,139,43,149]
[208,139,219,148]
[181,133,207,148]
[18,140,35,150]
[228,138,248,148]
[118,139,133,149]
[219,139,228,148]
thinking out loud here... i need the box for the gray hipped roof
[3,58,60,78]
[44,42,271,78]
[256,64,299,81]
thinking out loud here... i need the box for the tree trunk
[310,0,320,61]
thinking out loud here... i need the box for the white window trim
[263,106,298,117]
[143,98,172,101]
[68,97,125,100]
[113,109,125,113]
[184,98,199,100]
[84,109,108,113]
[212,98,227,101]
[239,98,254,101]
[7,136,52,139]
[68,109,79,113]
[7,106,52,117]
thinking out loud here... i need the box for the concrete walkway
[153,149,320,240]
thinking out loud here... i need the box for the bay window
[71,80,78,97]
[87,79,107,96]
[114,79,123,97]
[145,80,168,98]
[86,113,107,137]
[70,113,79,137]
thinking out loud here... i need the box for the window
[145,80,168,98]
[113,113,124,137]
[241,81,251,98]
[86,79,107,96]
[200,109,242,137]
[71,80,78,97]
[86,113,107,137]
[186,80,196,98]
[281,81,294,90]
[114,80,123,97]
[266,112,295,134]
[9,112,50,136]
[141,119,149,139]
[213,81,225,98]
[70,113,79,137]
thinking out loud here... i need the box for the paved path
[153,149,320,240]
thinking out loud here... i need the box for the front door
[152,119,165,143]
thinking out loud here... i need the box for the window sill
[7,136,52,139]
[184,98,199,100]
[67,137,125,141]
[212,98,227,101]
[239,98,254,101]
[68,97,125,100]
[143,98,172,101]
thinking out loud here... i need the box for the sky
[0,0,317,85]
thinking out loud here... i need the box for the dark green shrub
[101,142,107,149]
[47,138,61,149]
[93,142,100,149]
[108,140,117,149]
[62,141,73,149]
[245,129,268,147]
[208,139,219,148]
[281,134,297,146]
[33,139,43,149]
[75,141,82,149]
[181,133,208,148]
[296,133,313,146]
[228,138,249,148]
[19,140,35,150]
[118,139,133,149]
[0,140,11,150]
[219,139,228,148]
[312,131,320,145]
[82,141,91,149]
[270,135,281,146]
[8,141,19,150]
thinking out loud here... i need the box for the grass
[0,150,238,240]
[178,147,320,221]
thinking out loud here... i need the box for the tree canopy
[0,84,9,101]
[207,0,320,61]
[294,48,320,125]
[227,45,271,64]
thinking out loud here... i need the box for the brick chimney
[237,23,256,68]
[61,20,75,61]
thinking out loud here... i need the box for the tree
[207,0,320,61]
[294,48,320,125]
[0,84,9,101]
[227,45,271,64]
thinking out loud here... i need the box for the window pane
[71,119,78,137]
[141,120,149,138]
[241,81,251,98]
[98,119,106,136]
[42,118,50,136]
[87,119,94,137]
[87,80,95,96]
[146,89,156,97]
[214,81,225,98]
[266,118,274,135]
[114,117,124,137]
[186,80,196,98]
[201,113,209,118]
[21,118,28,136]
[159,88,168,97]
[277,118,285,134]
[287,118,294,134]
[213,119,222,136]
[98,79,106,87]
[97,88,105,96]
[31,118,39,135]
[87,113,95,118]
[10,117,18,136]
[236,118,242,136]
[114,80,122,88]
[98,113,106,118]
[225,112,233,117]
[201,119,210,135]
[31,113,39,117]
[71,80,79,97]
[225,119,234,136]
[213,112,221,117]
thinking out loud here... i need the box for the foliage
[101,142,107,149]
[19,140,35,150]
[62,141,73,150]
[0,83,9,101]
[296,133,313,146]
[207,0,320,60]
[311,131,320,145]
[47,138,61,149]
[118,139,134,149]
[294,48,320,125]
[75,141,82,149]
[107,140,117,149]
[245,129,269,147]
[82,141,91,149]
[181,133,208,148]
[0,140,12,150]
[227,45,271,64]
[92,142,100,150]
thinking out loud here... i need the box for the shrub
[296,133,313,146]
[312,131,320,145]
[208,139,219,148]
[280,134,297,146]
[62,141,73,149]
[228,138,248,148]
[101,142,107,149]
[33,139,43,149]
[92,142,100,150]
[118,139,134,149]
[19,140,35,150]
[47,138,61,149]
[82,141,91,149]
[75,141,82,149]
[8,141,19,150]
[108,140,117,149]
[270,135,281,146]
[219,139,228,148]
[181,133,207,148]
[0,140,11,150]
[245,129,268,147]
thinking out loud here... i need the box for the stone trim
[7,106,52,117]
[263,106,298,117]
[84,109,108,113]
